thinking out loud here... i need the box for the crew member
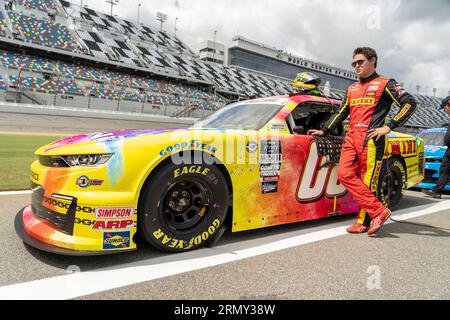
[422,96,450,199]
[309,47,417,236]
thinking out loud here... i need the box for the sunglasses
[351,59,366,68]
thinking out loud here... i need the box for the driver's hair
[353,47,378,68]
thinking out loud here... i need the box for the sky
[78,0,450,97]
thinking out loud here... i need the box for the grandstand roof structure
[0,0,447,129]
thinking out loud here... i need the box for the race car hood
[34,128,258,156]
[35,129,181,155]
[424,145,448,159]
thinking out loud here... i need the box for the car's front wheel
[139,162,229,252]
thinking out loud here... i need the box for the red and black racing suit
[324,72,417,226]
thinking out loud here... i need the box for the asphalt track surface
[0,112,449,300]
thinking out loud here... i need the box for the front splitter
[15,207,135,256]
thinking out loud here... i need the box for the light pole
[137,3,141,24]
[175,17,178,37]
[433,88,436,97]
[416,85,420,95]
[156,12,167,32]
[213,30,217,63]
[105,0,119,16]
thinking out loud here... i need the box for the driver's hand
[308,129,325,136]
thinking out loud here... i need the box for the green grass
[0,134,62,191]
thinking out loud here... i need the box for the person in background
[422,96,450,199]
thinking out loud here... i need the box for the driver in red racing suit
[310,47,417,236]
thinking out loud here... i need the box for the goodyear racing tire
[139,162,229,252]
[377,158,406,210]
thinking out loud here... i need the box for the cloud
[81,0,450,96]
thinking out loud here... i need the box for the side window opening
[286,102,344,136]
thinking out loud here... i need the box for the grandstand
[0,0,447,129]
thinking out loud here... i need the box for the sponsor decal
[260,140,282,180]
[366,91,377,97]
[368,85,379,91]
[350,98,375,106]
[370,161,383,192]
[262,182,278,194]
[174,166,211,178]
[159,140,218,156]
[76,176,104,188]
[95,207,134,219]
[260,154,282,164]
[152,218,221,250]
[30,171,39,181]
[393,103,412,121]
[103,231,131,249]
[269,123,287,131]
[246,141,258,153]
[93,220,134,231]
[262,176,279,183]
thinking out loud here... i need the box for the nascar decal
[152,218,221,250]
[297,142,346,202]
[268,123,287,131]
[103,232,131,249]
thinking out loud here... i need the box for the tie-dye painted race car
[15,94,425,255]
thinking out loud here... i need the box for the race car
[15,94,425,255]
[415,128,449,191]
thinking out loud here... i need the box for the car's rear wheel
[378,158,406,210]
[139,162,229,252]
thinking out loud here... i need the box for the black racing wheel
[139,162,229,252]
[378,158,406,210]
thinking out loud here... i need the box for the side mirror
[293,126,305,135]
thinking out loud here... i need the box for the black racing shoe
[422,189,442,199]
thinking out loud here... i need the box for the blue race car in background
[415,128,450,191]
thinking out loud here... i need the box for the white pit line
[1,200,450,300]
[0,191,31,196]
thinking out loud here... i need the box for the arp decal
[93,220,134,231]
[103,232,131,249]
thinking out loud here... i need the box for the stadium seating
[7,11,77,51]
[0,1,446,126]
[8,75,85,95]
[16,0,55,11]
[0,12,7,37]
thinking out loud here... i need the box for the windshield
[192,101,284,131]
[418,132,445,146]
